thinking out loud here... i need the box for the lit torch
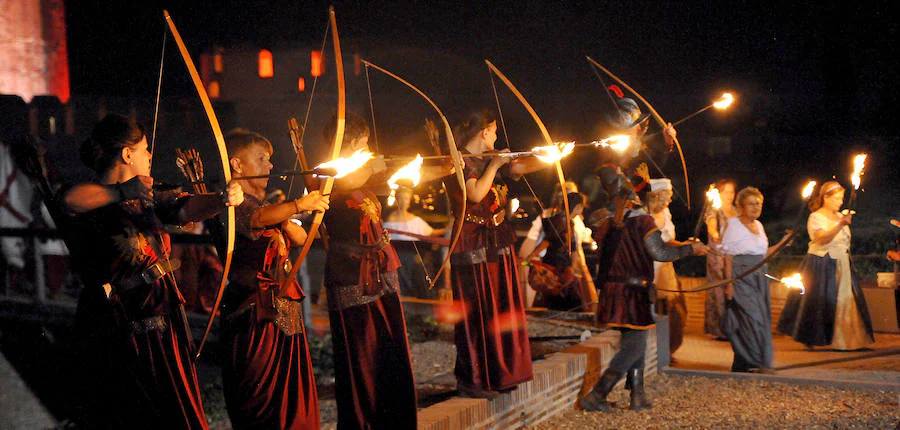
[314,149,374,178]
[586,135,632,153]
[793,180,817,229]
[692,184,722,239]
[531,141,575,164]
[673,92,736,127]
[386,154,423,206]
[848,153,867,211]
[762,272,805,294]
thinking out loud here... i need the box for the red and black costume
[219,193,320,429]
[446,153,533,392]
[323,187,417,429]
[67,189,215,429]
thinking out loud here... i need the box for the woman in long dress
[777,181,874,350]
[646,178,688,356]
[720,187,791,373]
[704,178,737,339]
[64,114,243,429]
[219,129,328,429]
[446,109,554,398]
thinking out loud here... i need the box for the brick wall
[417,327,659,430]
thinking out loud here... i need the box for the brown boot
[578,369,622,412]
[628,368,652,410]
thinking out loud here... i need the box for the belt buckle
[142,263,165,284]
[491,211,504,226]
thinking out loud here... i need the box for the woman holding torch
[704,178,737,340]
[778,181,874,350]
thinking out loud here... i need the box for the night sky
[63,1,899,134]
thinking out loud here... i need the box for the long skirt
[704,253,728,338]
[777,253,874,349]
[327,287,417,430]
[451,247,533,391]
[655,261,686,354]
[221,308,320,430]
[74,284,208,430]
[722,255,774,371]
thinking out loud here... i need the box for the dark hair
[808,180,844,212]
[453,109,496,145]
[323,111,370,148]
[714,178,737,193]
[79,114,146,173]
[566,192,587,214]
[225,128,273,157]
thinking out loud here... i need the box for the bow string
[360,60,467,291]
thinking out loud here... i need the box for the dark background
[60,0,900,262]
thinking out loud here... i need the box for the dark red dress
[446,155,533,391]
[323,188,417,429]
[593,209,659,330]
[220,194,320,429]
[68,190,208,429]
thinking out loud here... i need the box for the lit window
[310,50,323,77]
[258,50,274,78]
[208,81,220,99]
[214,50,224,73]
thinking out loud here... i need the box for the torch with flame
[531,141,575,164]
[586,135,632,153]
[848,153,867,211]
[793,180,817,228]
[386,154,424,206]
[693,184,722,239]
[767,272,805,295]
[673,92,736,127]
[314,149,374,178]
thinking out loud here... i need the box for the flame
[511,197,520,213]
[706,185,722,210]
[592,135,632,153]
[802,180,817,199]
[386,154,424,207]
[315,149,374,178]
[781,273,805,295]
[387,154,424,190]
[532,141,575,163]
[713,92,734,110]
[851,153,867,190]
[434,300,466,324]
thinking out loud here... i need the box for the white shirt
[721,217,768,255]
[384,216,434,241]
[806,211,851,258]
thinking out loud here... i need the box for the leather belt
[116,259,181,292]
[450,246,513,266]
[606,276,650,287]
[464,209,506,227]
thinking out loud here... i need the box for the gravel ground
[200,317,900,429]
[530,373,900,429]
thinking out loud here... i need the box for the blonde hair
[735,186,763,215]
[808,180,844,212]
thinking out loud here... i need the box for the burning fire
[802,180,817,199]
[386,154,424,206]
[315,149,374,178]
[781,273,805,294]
[532,141,575,163]
[713,93,734,110]
[592,135,632,153]
[706,185,722,210]
[510,197,520,214]
[851,153,867,190]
